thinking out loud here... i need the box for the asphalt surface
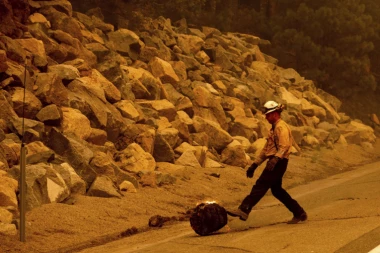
[79,161,380,253]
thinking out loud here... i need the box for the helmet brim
[264,108,278,114]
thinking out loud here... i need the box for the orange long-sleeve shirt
[253,119,293,165]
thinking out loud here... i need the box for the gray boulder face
[36,104,62,125]
[136,100,177,122]
[53,163,86,195]
[25,141,54,164]
[0,36,27,63]
[317,122,341,143]
[339,121,376,145]
[153,133,175,163]
[87,176,121,198]
[17,37,48,68]
[193,116,233,152]
[148,56,180,85]
[33,72,70,106]
[89,151,119,179]
[0,171,18,209]
[0,50,8,73]
[66,76,126,142]
[47,64,80,81]
[0,129,5,143]
[44,127,97,186]
[106,29,145,60]
[0,91,18,123]
[175,149,201,167]
[0,142,17,170]
[7,162,70,211]
[88,69,121,103]
[11,87,42,119]
[221,144,248,168]
[0,0,30,38]
[114,143,156,173]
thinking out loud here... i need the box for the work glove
[246,163,258,178]
[265,156,280,171]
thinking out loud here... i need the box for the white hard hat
[263,100,281,114]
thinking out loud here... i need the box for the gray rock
[87,176,121,198]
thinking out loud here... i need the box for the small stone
[210,173,220,178]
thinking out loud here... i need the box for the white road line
[369,245,380,253]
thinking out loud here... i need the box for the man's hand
[265,156,280,171]
[246,163,258,178]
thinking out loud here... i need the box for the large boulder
[89,151,119,179]
[192,85,227,129]
[29,0,73,16]
[33,72,70,106]
[16,38,48,68]
[47,64,80,81]
[8,163,70,211]
[0,0,29,38]
[25,141,54,164]
[114,143,156,173]
[175,150,201,167]
[44,127,97,186]
[87,69,121,103]
[106,28,145,60]
[317,122,341,143]
[339,121,376,144]
[0,90,18,123]
[49,29,97,67]
[61,107,92,140]
[136,99,177,122]
[304,91,340,124]
[36,104,62,125]
[153,133,176,163]
[57,163,86,194]
[121,66,162,100]
[10,87,42,119]
[87,176,121,198]
[114,100,141,122]
[2,59,30,87]
[0,171,18,208]
[300,98,327,121]
[193,116,233,152]
[176,34,204,55]
[67,76,126,141]
[38,5,81,40]
[148,57,180,85]
[0,36,27,63]
[229,116,260,142]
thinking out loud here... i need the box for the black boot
[287,211,307,224]
[226,208,249,221]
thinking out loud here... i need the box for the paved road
[80,161,380,253]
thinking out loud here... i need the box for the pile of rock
[0,0,376,235]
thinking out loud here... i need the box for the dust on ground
[1,141,380,253]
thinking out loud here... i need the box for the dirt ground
[1,140,380,253]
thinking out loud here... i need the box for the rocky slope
[0,0,378,238]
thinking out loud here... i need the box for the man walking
[227,100,307,224]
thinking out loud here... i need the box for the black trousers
[239,158,305,217]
